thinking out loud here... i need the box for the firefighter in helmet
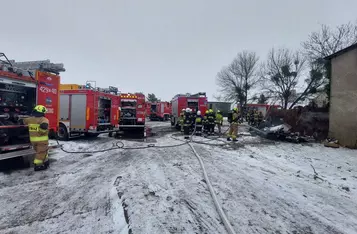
[195,110,203,136]
[203,110,209,135]
[183,108,192,139]
[207,109,215,135]
[253,109,259,127]
[227,107,239,141]
[179,108,185,132]
[22,105,50,171]
[215,110,223,134]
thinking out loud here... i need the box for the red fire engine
[0,53,62,162]
[171,92,208,129]
[118,93,146,136]
[58,84,120,140]
[148,101,172,121]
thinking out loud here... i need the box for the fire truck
[171,92,208,129]
[118,93,146,137]
[58,84,120,140]
[0,53,63,163]
[148,101,172,121]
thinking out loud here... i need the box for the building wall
[329,48,357,148]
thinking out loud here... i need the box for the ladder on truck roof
[0,52,66,77]
[0,52,32,77]
[9,59,65,75]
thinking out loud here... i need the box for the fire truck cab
[0,53,62,163]
[170,92,208,129]
[118,93,146,137]
[149,101,172,121]
[58,84,120,140]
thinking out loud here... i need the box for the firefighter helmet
[185,108,190,113]
[217,110,221,113]
[34,105,47,113]
[205,110,209,114]
[197,111,201,115]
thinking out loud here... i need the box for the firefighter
[257,111,264,127]
[183,108,192,139]
[203,110,209,135]
[207,109,215,135]
[195,111,203,136]
[249,110,254,125]
[246,110,251,124]
[190,109,196,132]
[215,110,223,134]
[179,109,185,132]
[21,105,50,171]
[227,107,239,142]
[253,109,259,127]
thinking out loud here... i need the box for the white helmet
[185,108,190,112]
[197,110,201,115]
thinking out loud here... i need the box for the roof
[325,43,357,60]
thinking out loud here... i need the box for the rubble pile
[251,107,329,143]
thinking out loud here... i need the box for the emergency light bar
[120,95,137,98]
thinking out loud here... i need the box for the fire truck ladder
[0,53,12,66]
[9,59,65,75]
[1,53,65,78]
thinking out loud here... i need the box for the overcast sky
[2,0,357,101]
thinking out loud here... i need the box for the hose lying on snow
[188,142,237,234]
[52,125,237,234]
[57,138,189,154]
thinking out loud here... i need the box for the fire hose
[34,124,238,234]
[187,125,237,234]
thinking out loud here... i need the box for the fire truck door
[60,95,70,120]
[161,103,164,114]
[70,95,87,129]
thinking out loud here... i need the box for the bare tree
[257,94,269,104]
[261,48,306,109]
[288,64,326,109]
[302,22,357,61]
[302,21,357,101]
[216,51,259,107]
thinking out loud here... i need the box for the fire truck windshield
[187,101,198,113]
[121,101,136,107]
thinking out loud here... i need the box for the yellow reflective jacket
[215,113,223,124]
[23,116,49,142]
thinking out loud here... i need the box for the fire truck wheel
[57,123,69,141]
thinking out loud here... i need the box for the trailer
[149,101,172,121]
[58,84,119,140]
[118,93,146,137]
[0,53,62,163]
[170,92,208,129]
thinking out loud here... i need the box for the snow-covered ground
[0,121,356,234]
